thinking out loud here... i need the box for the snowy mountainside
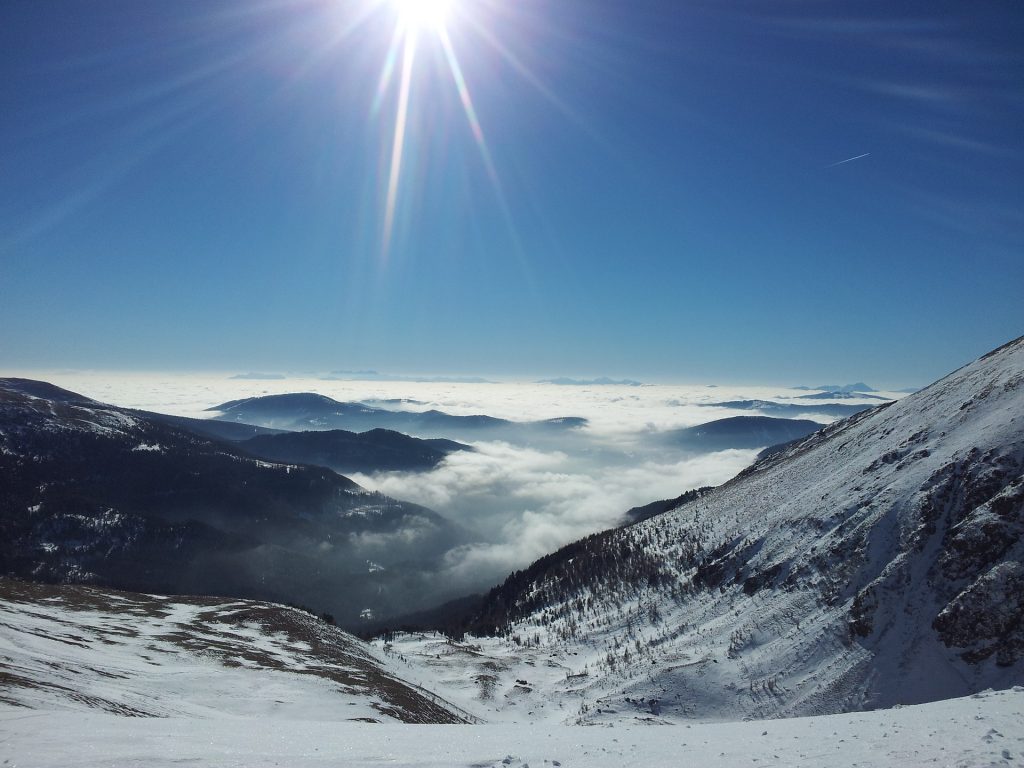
[4,576,1020,765]
[0,578,470,723]
[391,336,1024,723]
[2,585,1023,767]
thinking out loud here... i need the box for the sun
[374,0,509,261]
[392,0,454,31]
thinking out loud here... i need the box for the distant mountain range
[322,371,493,384]
[208,392,588,441]
[703,399,877,419]
[140,412,468,474]
[660,416,823,452]
[538,377,644,387]
[0,378,471,626]
[229,372,287,380]
[796,391,889,401]
[794,382,876,393]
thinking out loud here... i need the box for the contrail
[827,152,871,168]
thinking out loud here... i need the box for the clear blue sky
[1,0,1021,386]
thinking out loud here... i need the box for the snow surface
[0,580,469,724]
[3,582,1023,766]
[2,688,1023,767]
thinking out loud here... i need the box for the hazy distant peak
[208,391,345,412]
[322,371,493,384]
[796,391,890,401]
[228,372,287,380]
[538,377,644,386]
[703,399,873,419]
[795,382,877,393]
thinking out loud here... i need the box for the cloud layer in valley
[14,371,895,612]
[350,441,757,592]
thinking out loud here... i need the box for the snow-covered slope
[3,576,1021,765]
[392,336,1024,723]
[0,578,471,723]
[4,687,1023,767]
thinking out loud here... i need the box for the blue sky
[1,0,1021,386]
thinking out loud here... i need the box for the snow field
[3,687,1023,767]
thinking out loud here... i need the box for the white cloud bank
[351,441,757,591]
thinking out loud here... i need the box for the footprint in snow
[489,756,561,768]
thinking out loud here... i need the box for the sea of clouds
[18,370,885,601]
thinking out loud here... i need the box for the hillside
[236,428,470,475]
[0,378,468,626]
[394,336,1024,722]
[0,578,470,723]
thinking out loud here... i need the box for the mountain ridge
[235,428,471,475]
[405,335,1024,722]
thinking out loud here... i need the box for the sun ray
[438,26,498,188]
[464,13,615,155]
[381,29,418,261]
[375,0,539,264]
[439,25,533,289]
[372,23,404,117]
